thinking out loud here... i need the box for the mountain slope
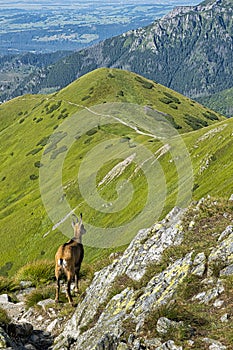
[0,68,230,277]
[10,0,233,100]
[197,87,233,117]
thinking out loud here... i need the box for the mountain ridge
[5,0,232,104]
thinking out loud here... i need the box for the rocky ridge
[1,197,233,349]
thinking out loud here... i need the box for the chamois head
[72,213,86,240]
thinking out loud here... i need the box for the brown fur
[55,214,86,305]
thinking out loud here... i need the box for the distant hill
[0,68,227,276]
[5,0,232,105]
[0,51,71,103]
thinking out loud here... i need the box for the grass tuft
[15,260,55,287]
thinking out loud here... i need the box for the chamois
[55,213,86,305]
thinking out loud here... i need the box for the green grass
[0,67,230,276]
[15,260,55,287]
[0,307,10,326]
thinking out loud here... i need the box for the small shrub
[159,97,173,104]
[165,115,181,129]
[81,95,91,101]
[36,117,43,123]
[19,118,25,124]
[192,183,199,192]
[34,161,42,168]
[26,147,43,156]
[169,103,178,109]
[135,75,154,89]
[185,114,208,130]
[15,260,54,287]
[86,128,98,136]
[37,136,50,147]
[30,174,39,180]
[164,92,181,104]
[203,111,219,121]
[117,90,124,97]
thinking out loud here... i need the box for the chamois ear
[80,213,83,224]
[72,213,79,227]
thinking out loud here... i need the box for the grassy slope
[0,67,230,276]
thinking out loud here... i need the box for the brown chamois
[55,213,86,305]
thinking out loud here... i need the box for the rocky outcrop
[52,199,232,349]
[1,198,232,349]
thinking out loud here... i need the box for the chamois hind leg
[66,271,74,305]
[74,265,81,293]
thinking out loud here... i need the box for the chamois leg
[55,271,61,303]
[74,265,80,293]
[55,278,60,303]
[66,272,73,305]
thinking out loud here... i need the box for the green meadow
[0,68,232,276]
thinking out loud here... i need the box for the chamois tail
[58,258,67,268]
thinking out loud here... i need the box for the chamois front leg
[55,267,61,303]
[55,277,60,303]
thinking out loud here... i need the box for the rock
[54,207,187,350]
[95,333,119,350]
[220,313,230,323]
[144,338,162,348]
[202,338,227,349]
[24,344,37,350]
[220,264,233,276]
[0,326,13,348]
[191,252,206,277]
[157,340,182,349]
[188,220,195,230]
[192,279,224,304]
[0,301,25,323]
[208,228,233,276]
[218,226,233,241]
[37,299,55,311]
[229,194,233,201]
[19,281,33,288]
[133,253,193,332]
[7,322,33,338]
[0,294,10,303]
[213,299,224,308]
[117,342,128,350]
[46,319,59,333]
[156,317,183,335]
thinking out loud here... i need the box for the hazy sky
[0,0,201,9]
